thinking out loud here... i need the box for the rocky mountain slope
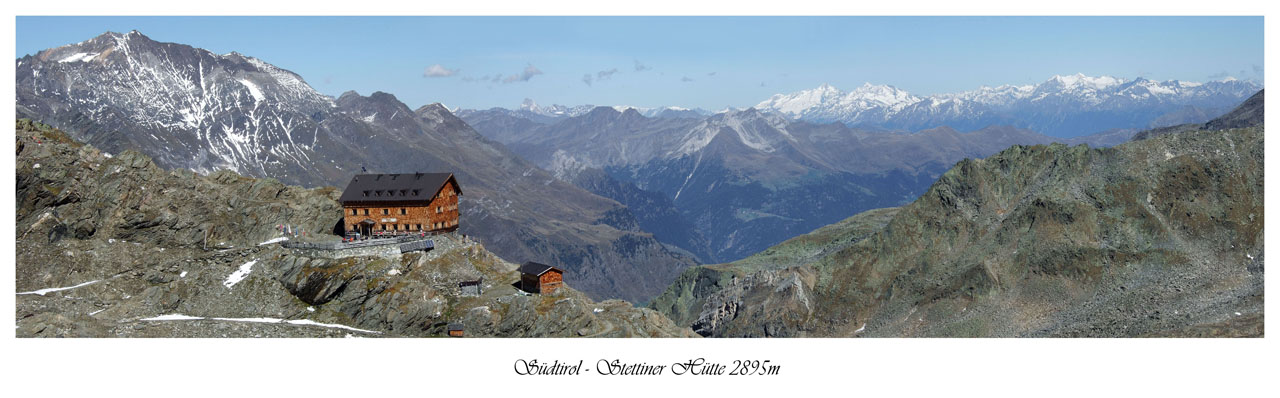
[463,105,1128,263]
[15,120,694,337]
[650,95,1264,337]
[1132,89,1266,141]
[755,74,1261,137]
[15,31,696,303]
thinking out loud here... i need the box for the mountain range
[14,30,1264,308]
[650,94,1265,337]
[454,99,713,123]
[754,74,1261,137]
[15,31,696,303]
[13,29,1264,339]
[462,101,1150,264]
[474,74,1258,139]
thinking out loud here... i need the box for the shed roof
[519,262,563,276]
[447,323,464,331]
[338,173,460,204]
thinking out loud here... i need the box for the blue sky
[16,16,1264,110]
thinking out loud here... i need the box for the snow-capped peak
[1043,73,1122,91]
[516,99,597,118]
[20,29,336,178]
[519,98,541,112]
[753,84,846,117]
[845,83,919,107]
[752,73,1261,136]
[753,82,919,122]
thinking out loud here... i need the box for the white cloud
[423,64,458,77]
[503,64,543,83]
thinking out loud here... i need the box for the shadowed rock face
[16,31,697,304]
[15,122,696,338]
[652,99,1264,337]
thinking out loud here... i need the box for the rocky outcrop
[15,122,696,338]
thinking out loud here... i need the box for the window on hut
[400,208,406,215]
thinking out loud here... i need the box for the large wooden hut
[338,173,461,237]
[519,262,564,295]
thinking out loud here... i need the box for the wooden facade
[519,262,565,295]
[338,173,461,237]
[538,270,564,295]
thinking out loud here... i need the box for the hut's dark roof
[447,323,464,331]
[338,173,460,203]
[519,262,562,276]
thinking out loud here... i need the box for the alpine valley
[649,92,1264,337]
[14,30,1264,338]
[459,74,1257,264]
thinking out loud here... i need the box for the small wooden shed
[447,323,464,337]
[519,262,564,295]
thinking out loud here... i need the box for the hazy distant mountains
[480,73,1259,138]
[755,74,1261,137]
[456,74,1258,264]
[15,31,696,303]
[455,98,713,124]
[461,103,1132,263]
[462,74,1260,263]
